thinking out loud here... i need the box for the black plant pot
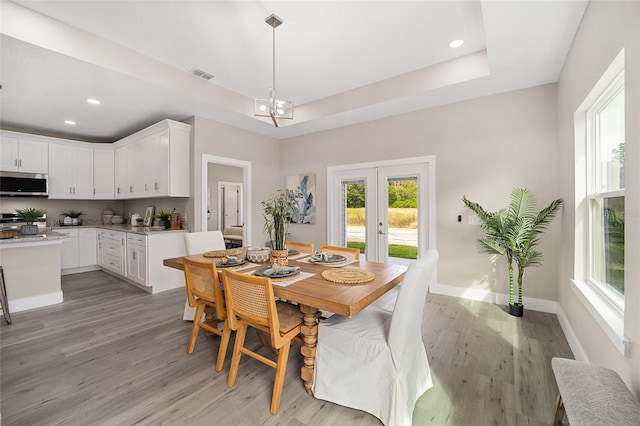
[508,303,524,317]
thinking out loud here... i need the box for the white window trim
[573,48,629,357]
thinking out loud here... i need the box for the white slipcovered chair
[312,249,438,426]
[183,231,226,320]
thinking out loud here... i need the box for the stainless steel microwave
[0,171,49,196]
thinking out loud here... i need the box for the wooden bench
[552,357,640,425]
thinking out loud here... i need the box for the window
[572,50,628,357]
[586,72,625,306]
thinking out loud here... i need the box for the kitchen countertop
[0,229,66,246]
[51,223,188,235]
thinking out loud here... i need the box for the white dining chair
[312,249,438,426]
[183,231,226,320]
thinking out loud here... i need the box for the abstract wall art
[286,173,316,224]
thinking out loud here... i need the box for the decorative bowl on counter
[246,246,271,263]
[110,215,123,224]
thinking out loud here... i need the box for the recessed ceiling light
[64,120,76,125]
[449,39,464,48]
[86,98,101,105]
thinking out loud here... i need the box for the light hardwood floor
[0,271,573,425]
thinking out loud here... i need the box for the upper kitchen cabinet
[114,119,191,199]
[93,146,115,199]
[0,131,49,173]
[48,142,94,199]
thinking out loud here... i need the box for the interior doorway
[217,181,243,230]
[200,155,252,246]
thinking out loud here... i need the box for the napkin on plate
[214,256,242,266]
[263,265,300,276]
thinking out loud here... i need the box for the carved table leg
[204,305,216,340]
[299,304,320,396]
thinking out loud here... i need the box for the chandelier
[254,14,293,127]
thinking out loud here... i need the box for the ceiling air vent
[188,68,215,81]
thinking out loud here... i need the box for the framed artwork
[143,206,155,226]
[286,173,316,224]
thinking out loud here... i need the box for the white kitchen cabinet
[113,119,190,199]
[114,144,131,199]
[93,147,115,199]
[126,234,148,286]
[0,132,48,173]
[78,228,97,267]
[48,143,94,199]
[98,229,126,277]
[59,229,80,270]
[58,228,98,274]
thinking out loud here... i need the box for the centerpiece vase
[270,249,288,266]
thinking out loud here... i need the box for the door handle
[378,230,385,235]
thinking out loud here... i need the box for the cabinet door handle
[18,159,22,167]
[145,184,148,192]
[154,182,159,190]
[117,187,121,194]
[93,188,96,195]
[130,186,133,193]
[132,251,137,260]
[14,159,18,167]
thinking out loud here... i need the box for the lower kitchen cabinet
[97,229,126,276]
[126,234,147,286]
[59,228,99,274]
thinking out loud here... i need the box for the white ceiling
[0,0,588,142]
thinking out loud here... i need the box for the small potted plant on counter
[60,210,84,226]
[155,210,171,229]
[15,207,46,235]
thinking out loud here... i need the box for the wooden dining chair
[285,241,314,254]
[221,269,304,415]
[318,244,360,260]
[182,257,231,372]
[313,250,438,425]
[183,231,227,321]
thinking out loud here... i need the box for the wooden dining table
[163,252,407,395]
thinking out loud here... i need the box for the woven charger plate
[321,268,375,285]
[203,248,243,258]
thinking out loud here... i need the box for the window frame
[572,49,629,357]
[585,71,625,311]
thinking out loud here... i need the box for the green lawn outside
[347,241,417,259]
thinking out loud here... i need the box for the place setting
[296,251,357,268]
[250,263,315,287]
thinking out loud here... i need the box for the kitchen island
[0,230,65,313]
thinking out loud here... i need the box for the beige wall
[280,84,561,302]
[557,1,640,393]
[188,116,281,245]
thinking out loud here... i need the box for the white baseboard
[430,282,557,314]
[555,304,589,362]
[4,291,64,314]
[61,265,101,276]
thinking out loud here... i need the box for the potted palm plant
[61,210,84,225]
[261,189,303,265]
[155,210,171,229]
[463,188,563,316]
[16,207,46,235]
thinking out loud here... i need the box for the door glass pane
[386,176,418,263]
[344,180,366,256]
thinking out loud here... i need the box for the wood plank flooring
[0,271,573,425]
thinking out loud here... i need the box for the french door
[328,158,433,264]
